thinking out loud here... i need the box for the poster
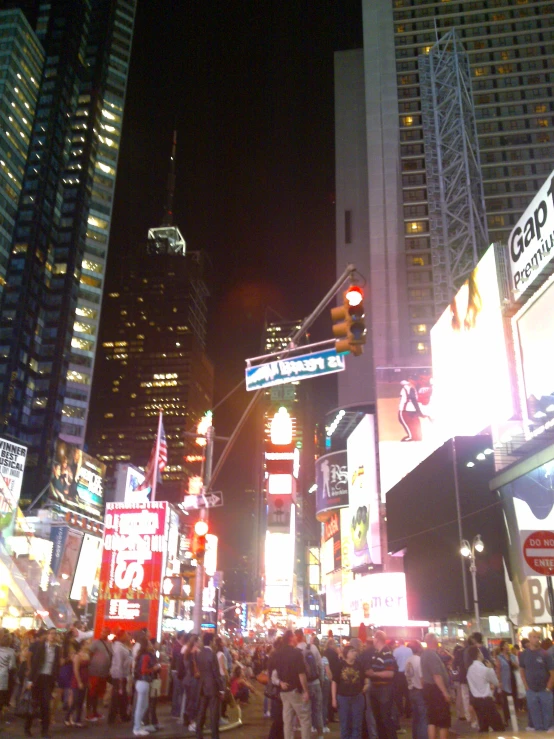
[70,533,103,602]
[50,440,105,518]
[315,450,348,520]
[0,438,27,543]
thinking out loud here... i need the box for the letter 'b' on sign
[523,530,554,576]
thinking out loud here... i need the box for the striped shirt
[370,646,396,686]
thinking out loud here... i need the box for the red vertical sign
[95,502,168,639]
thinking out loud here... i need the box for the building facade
[0,9,43,291]
[0,0,136,494]
[336,0,554,407]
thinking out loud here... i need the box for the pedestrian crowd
[0,623,552,739]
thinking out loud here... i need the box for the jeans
[337,693,365,739]
[281,690,312,739]
[321,679,331,726]
[134,679,150,733]
[25,674,55,735]
[394,673,411,718]
[526,688,553,732]
[66,686,87,724]
[409,689,427,739]
[365,690,378,739]
[269,697,284,739]
[196,694,220,739]
[308,680,324,735]
[184,677,199,723]
[171,670,184,717]
[472,696,504,732]
[108,677,129,723]
[370,684,397,739]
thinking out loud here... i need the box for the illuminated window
[87,215,109,230]
[488,215,505,228]
[416,342,428,353]
[80,274,101,288]
[422,46,432,54]
[104,412,114,418]
[402,115,414,126]
[82,259,102,273]
[474,68,487,77]
[73,321,95,335]
[71,337,93,351]
[66,370,90,385]
[109,292,120,298]
[53,263,67,275]
[406,221,426,234]
[76,306,97,319]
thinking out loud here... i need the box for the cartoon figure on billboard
[398,378,431,442]
[351,505,369,560]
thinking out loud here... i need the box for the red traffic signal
[330,285,367,356]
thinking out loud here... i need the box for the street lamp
[460,535,484,631]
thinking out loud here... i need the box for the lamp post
[460,535,484,632]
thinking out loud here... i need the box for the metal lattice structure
[419,29,489,314]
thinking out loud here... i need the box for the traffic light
[193,518,208,558]
[330,285,367,356]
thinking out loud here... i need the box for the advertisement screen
[112,464,147,504]
[70,533,103,602]
[376,367,438,498]
[0,438,27,542]
[347,414,381,567]
[95,502,169,639]
[265,531,294,607]
[347,572,408,627]
[50,441,105,518]
[431,246,513,443]
[499,458,554,625]
[315,450,348,520]
[513,277,554,438]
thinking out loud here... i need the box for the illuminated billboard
[114,463,147,504]
[315,450,348,520]
[431,246,513,443]
[513,276,554,438]
[0,438,27,542]
[347,414,381,567]
[499,458,554,625]
[347,572,408,627]
[508,168,554,299]
[376,367,438,498]
[70,533,102,602]
[265,531,294,607]
[50,441,105,518]
[95,502,169,639]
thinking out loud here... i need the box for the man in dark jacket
[25,628,61,738]
[195,633,224,739]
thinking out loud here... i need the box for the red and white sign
[95,502,169,639]
[523,530,554,576]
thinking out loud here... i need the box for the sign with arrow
[181,491,224,510]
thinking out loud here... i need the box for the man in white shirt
[466,645,504,732]
[404,641,426,739]
[295,629,324,739]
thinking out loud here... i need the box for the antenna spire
[162,127,177,226]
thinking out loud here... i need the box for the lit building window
[402,115,414,126]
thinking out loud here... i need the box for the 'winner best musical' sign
[95,502,169,640]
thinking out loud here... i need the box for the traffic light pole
[192,424,214,633]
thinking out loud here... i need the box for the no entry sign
[523,530,554,576]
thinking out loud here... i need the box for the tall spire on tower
[162,127,177,227]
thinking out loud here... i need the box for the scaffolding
[419,29,489,315]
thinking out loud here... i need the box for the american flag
[137,415,168,491]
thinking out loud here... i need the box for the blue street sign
[245,348,346,392]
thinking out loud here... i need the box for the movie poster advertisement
[49,441,105,518]
[315,450,348,521]
[0,438,27,543]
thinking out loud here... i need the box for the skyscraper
[0,9,43,290]
[0,0,136,492]
[335,0,554,406]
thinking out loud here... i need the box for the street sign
[523,530,554,576]
[245,348,346,392]
[181,491,223,510]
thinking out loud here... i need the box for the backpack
[303,648,319,682]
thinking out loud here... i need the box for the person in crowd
[267,637,285,739]
[0,632,16,724]
[195,632,224,739]
[170,631,186,718]
[181,634,200,732]
[496,639,518,727]
[364,630,396,739]
[324,638,340,724]
[295,628,324,739]
[56,631,77,717]
[274,629,311,739]
[404,641,427,739]
[86,626,113,722]
[214,635,232,724]
[315,636,332,734]
[519,629,554,732]
[230,664,253,704]
[143,640,162,731]
[108,630,132,724]
[24,627,61,738]
[466,645,504,731]
[332,644,368,739]
[420,633,451,739]
[132,634,158,737]
[65,639,90,727]
[392,640,412,722]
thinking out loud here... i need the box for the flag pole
[151,410,163,502]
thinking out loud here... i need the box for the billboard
[347,414,381,567]
[50,441,105,518]
[347,572,408,627]
[508,168,554,299]
[0,438,27,542]
[315,450,348,520]
[513,277,554,438]
[376,367,438,498]
[95,502,169,639]
[499,457,554,625]
[265,532,294,607]
[431,246,513,443]
[70,533,103,602]
[113,463,147,504]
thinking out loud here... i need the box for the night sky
[105,1,363,573]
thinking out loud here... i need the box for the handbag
[15,688,39,718]
[256,670,269,685]
[264,681,281,701]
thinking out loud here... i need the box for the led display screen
[50,441,105,518]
